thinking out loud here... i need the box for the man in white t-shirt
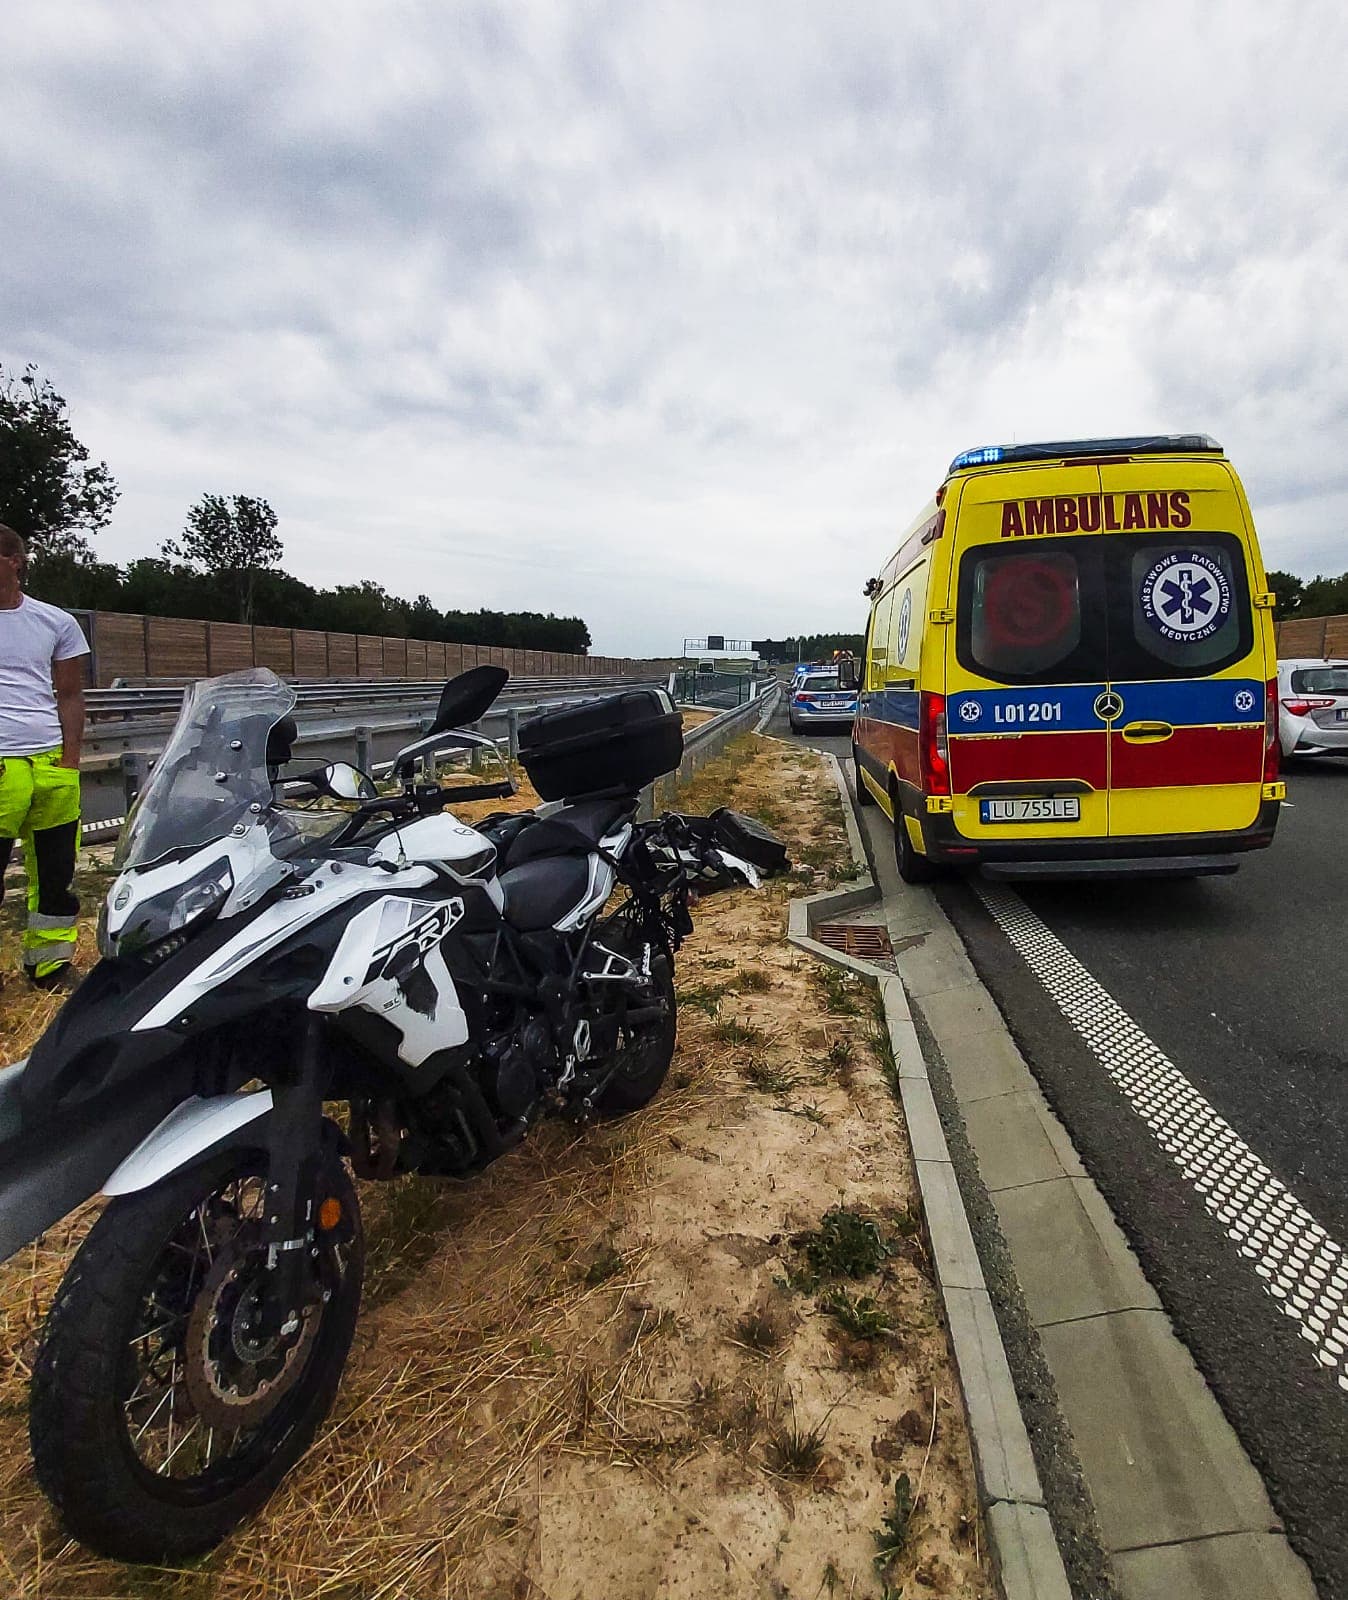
[0,524,90,988]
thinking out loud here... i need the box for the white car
[1277,657,1348,759]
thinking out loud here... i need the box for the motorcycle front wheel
[30,1149,363,1562]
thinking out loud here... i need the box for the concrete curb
[787,752,1073,1600]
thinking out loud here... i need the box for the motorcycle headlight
[112,859,234,957]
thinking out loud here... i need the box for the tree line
[1265,569,1348,623]
[1,363,592,655]
[753,633,866,664]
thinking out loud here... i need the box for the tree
[1298,571,1348,619]
[0,363,118,557]
[311,580,402,637]
[166,494,282,624]
[26,550,126,611]
[754,633,865,663]
[1265,570,1304,621]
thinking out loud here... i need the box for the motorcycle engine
[492,1016,552,1120]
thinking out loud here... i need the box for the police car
[788,669,858,733]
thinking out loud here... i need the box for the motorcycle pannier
[519,688,684,800]
[709,808,790,876]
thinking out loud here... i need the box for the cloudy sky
[3,2,1345,654]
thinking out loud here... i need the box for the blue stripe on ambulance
[1112,679,1263,725]
[945,678,1264,736]
[947,685,1107,734]
[862,687,919,730]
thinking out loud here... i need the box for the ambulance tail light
[920,692,950,795]
[1264,678,1280,782]
[1280,697,1333,717]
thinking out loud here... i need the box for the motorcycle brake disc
[183,1235,320,1431]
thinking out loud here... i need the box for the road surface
[780,706,1348,1597]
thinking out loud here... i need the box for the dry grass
[0,735,991,1599]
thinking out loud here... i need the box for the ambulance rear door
[943,465,1111,844]
[1098,460,1267,838]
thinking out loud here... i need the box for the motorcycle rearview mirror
[285,762,379,802]
[324,761,379,801]
[431,665,509,733]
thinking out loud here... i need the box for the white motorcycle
[0,665,785,1561]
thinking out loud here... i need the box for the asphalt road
[779,706,1348,1597]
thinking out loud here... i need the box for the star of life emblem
[1139,551,1231,643]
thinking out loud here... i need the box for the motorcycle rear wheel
[30,1149,363,1562]
[596,951,678,1112]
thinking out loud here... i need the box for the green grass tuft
[765,1401,828,1478]
[712,1016,764,1046]
[584,1243,625,1285]
[678,982,727,1016]
[819,1287,893,1339]
[794,1206,894,1284]
[874,1473,915,1570]
[743,1056,801,1094]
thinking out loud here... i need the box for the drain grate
[814,923,893,961]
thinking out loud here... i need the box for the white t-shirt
[0,596,91,755]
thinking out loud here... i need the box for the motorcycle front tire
[30,1149,364,1563]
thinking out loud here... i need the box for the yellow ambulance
[846,435,1285,883]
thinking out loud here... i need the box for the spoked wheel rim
[613,1012,667,1082]
[610,956,675,1082]
[117,1164,350,1497]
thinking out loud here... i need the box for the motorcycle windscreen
[115,669,298,870]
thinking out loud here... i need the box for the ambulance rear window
[1290,666,1348,694]
[1112,533,1252,680]
[959,548,1102,685]
[957,532,1253,684]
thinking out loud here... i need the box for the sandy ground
[0,736,989,1599]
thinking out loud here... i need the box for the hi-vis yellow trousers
[0,749,81,984]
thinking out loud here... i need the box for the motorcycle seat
[501,796,634,868]
[497,856,595,932]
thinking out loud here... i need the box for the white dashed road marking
[975,880,1348,1391]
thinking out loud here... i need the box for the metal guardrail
[81,680,781,843]
[79,677,671,838]
[86,674,651,721]
[671,668,757,708]
[640,680,780,816]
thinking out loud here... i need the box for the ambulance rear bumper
[923,800,1281,880]
[981,853,1239,881]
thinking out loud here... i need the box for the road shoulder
[847,792,1319,1600]
[787,750,1076,1600]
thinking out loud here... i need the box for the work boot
[29,964,81,995]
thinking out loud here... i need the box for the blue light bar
[946,434,1222,475]
[948,445,1004,471]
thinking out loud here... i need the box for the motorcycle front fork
[255,1014,328,1340]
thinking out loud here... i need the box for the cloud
[3,0,1347,653]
